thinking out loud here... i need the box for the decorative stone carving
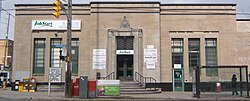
[120,16,130,29]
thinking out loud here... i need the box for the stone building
[0,39,13,71]
[13,1,250,91]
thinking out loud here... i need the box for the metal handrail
[135,72,156,88]
[100,71,115,80]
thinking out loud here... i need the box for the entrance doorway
[117,55,133,81]
[173,69,184,91]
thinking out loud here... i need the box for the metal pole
[240,67,242,96]
[3,13,10,71]
[65,0,72,98]
[48,72,51,97]
[245,66,249,98]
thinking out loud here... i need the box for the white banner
[31,20,81,30]
[97,80,120,86]
[144,49,157,62]
[92,63,106,69]
[146,62,155,69]
[93,49,106,56]
[116,50,134,55]
[92,49,106,69]
[93,56,106,62]
[174,64,182,69]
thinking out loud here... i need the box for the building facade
[13,1,250,91]
[0,39,13,71]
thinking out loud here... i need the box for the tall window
[188,39,200,75]
[72,38,79,75]
[205,38,217,75]
[33,39,46,74]
[172,38,184,68]
[50,38,62,68]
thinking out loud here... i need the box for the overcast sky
[0,0,250,40]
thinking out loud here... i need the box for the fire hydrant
[3,81,6,90]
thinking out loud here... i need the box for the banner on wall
[31,20,81,30]
[146,62,155,69]
[92,49,106,69]
[144,49,157,62]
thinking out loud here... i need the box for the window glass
[33,39,46,74]
[172,38,184,68]
[188,39,200,75]
[205,39,218,75]
[72,38,79,75]
[50,39,62,68]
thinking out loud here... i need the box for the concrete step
[120,81,161,95]
[120,86,144,89]
[37,85,64,92]
[120,90,161,95]
[121,88,159,92]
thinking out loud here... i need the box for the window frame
[205,38,218,76]
[33,38,46,75]
[188,38,200,75]
[50,38,62,68]
[71,38,79,75]
[171,38,184,68]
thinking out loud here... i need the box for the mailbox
[23,78,29,92]
[88,81,96,98]
[29,78,36,92]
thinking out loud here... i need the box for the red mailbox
[73,78,79,97]
[88,81,96,98]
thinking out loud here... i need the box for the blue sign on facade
[54,44,65,48]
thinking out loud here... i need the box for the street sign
[54,44,65,48]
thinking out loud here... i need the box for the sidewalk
[0,88,250,101]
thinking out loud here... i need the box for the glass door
[117,55,133,81]
[173,69,184,91]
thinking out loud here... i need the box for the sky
[0,0,250,40]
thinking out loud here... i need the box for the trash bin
[216,82,221,93]
[88,81,96,98]
[79,76,88,98]
[23,78,29,92]
[29,78,36,92]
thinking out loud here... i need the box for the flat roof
[14,0,236,5]
[237,19,250,21]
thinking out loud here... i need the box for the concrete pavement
[1,88,250,101]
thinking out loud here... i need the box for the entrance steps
[120,81,161,95]
[37,85,64,92]
[36,81,161,94]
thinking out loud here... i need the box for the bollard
[216,82,221,93]
[96,72,100,80]
[3,81,6,90]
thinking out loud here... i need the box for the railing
[135,72,156,89]
[100,71,115,80]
